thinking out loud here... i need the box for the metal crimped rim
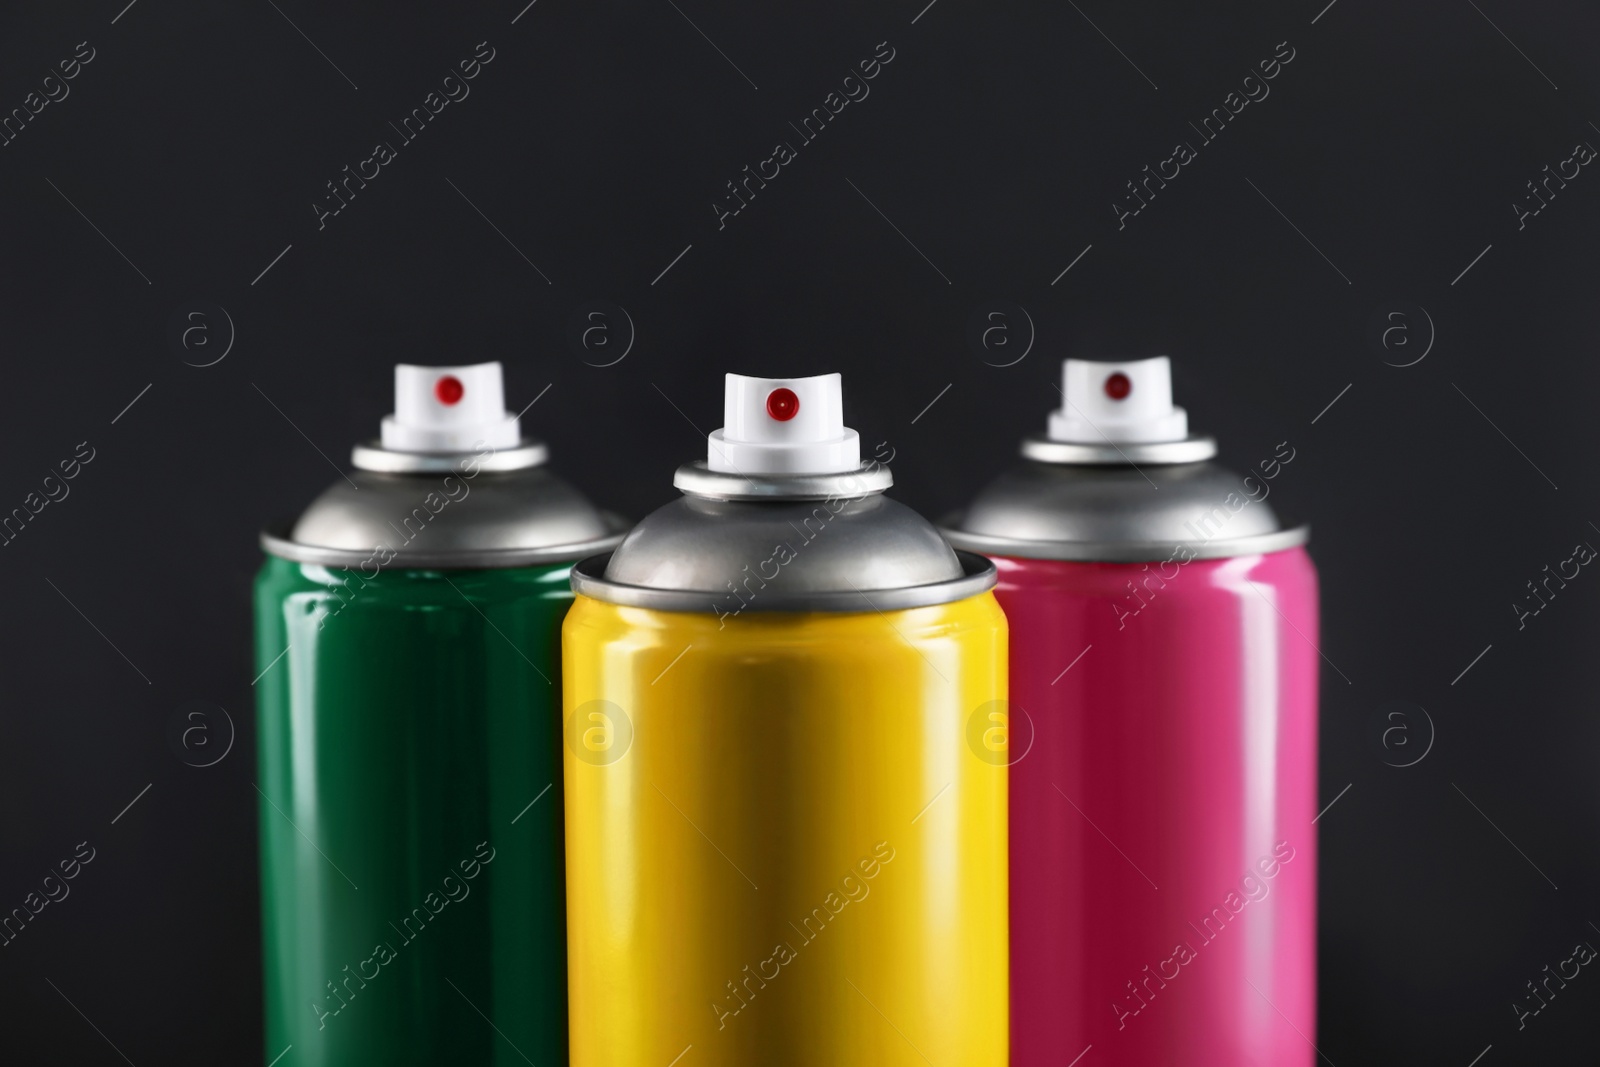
[672,460,893,501]
[1019,434,1218,466]
[259,517,628,570]
[351,439,549,473]
[940,520,1310,563]
[570,549,997,613]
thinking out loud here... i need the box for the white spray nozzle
[707,373,861,475]
[1048,357,1189,444]
[380,362,521,452]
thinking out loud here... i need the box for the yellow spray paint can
[563,373,1008,1066]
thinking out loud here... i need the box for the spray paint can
[943,357,1318,1067]
[563,373,1008,1066]
[254,362,624,1066]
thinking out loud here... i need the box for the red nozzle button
[1104,372,1132,400]
[435,375,465,406]
[766,387,800,421]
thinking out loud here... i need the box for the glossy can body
[562,593,1010,1067]
[254,556,572,1066]
[1001,548,1318,1067]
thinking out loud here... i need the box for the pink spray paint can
[944,357,1319,1067]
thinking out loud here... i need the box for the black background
[1,0,1597,1063]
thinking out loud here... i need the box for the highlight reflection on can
[944,357,1319,1067]
[563,372,1008,1066]
[254,363,624,1066]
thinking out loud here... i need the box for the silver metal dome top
[943,441,1307,563]
[260,440,626,569]
[573,462,995,613]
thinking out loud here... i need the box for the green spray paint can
[254,362,623,1066]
